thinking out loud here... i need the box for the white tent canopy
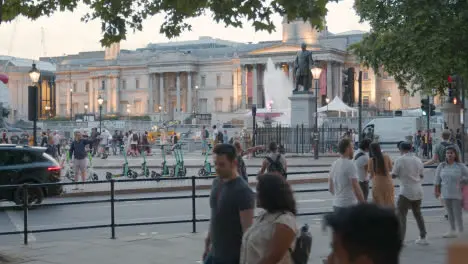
[317,96,357,113]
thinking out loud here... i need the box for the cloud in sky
[0,0,369,59]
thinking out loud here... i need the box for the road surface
[0,170,443,246]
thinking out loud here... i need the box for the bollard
[110,179,116,239]
[22,184,29,245]
[191,176,197,233]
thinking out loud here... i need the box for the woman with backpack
[240,173,301,264]
[434,145,468,237]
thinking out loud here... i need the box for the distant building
[0,57,56,122]
[42,18,422,123]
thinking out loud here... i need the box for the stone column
[159,73,164,112]
[114,76,120,113]
[148,74,154,113]
[241,65,247,109]
[327,62,333,101]
[252,65,258,105]
[187,72,192,113]
[176,72,181,118]
[56,82,61,116]
[88,79,93,113]
[106,77,112,113]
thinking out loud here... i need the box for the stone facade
[41,19,422,123]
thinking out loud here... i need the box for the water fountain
[261,58,292,126]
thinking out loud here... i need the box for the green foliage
[0,0,334,46]
[127,115,151,121]
[350,0,468,95]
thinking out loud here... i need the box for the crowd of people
[203,128,468,264]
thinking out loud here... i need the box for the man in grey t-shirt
[354,139,371,201]
[203,144,255,264]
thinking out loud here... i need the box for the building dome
[281,17,322,45]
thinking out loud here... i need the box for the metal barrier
[0,168,443,245]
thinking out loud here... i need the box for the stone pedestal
[289,92,316,128]
[441,102,461,131]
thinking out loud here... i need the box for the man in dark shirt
[203,144,255,264]
[69,131,93,190]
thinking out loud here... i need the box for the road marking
[297,199,326,203]
[5,210,37,242]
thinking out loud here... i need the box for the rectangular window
[363,71,370,80]
[135,101,143,113]
[229,96,234,112]
[85,82,89,93]
[101,80,106,90]
[200,98,208,113]
[136,79,140,89]
[73,83,77,92]
[216,75,221,87]
[122,80,127,90]
[363,95,370,108]
[215,98,223,112]
[201,75,206,88]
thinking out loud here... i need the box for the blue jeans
[201,140,208,153]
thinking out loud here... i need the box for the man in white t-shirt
[329,138,365,212]
[391,141,428,245]
[354,139,372,201]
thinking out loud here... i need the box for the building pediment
[248,43,320,55]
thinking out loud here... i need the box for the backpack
[290,224,313,264]
[237,155,247,182]
[265,155,286,178]
[271,214,312,264]
[354,152,365,161]
[217,132,224,143]
[132,133,138,141]
[204,129,209,139]
[438,141,454,162]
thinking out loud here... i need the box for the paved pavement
[0,208,465,264]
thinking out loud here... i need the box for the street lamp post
[311,66,323,160]
[98,95,104,133]
[84,104,88,114]
[29,63,40,146]
[70,88,73,121]
[387,96,392,111]
[45,105,51,119]
[325,97,330,114]
[158,105,162,122]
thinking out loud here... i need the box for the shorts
[73,158,88,174]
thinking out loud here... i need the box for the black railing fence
[255,125,349,154]
[0,168,442,245]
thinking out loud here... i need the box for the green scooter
[151,144,172,179]
[106,149,137,180]
[137,149,153,177]
[172,143,187,177]
[198,144,213,176]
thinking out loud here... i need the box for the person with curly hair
[240,173,297,264]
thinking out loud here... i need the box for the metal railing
[0,168,442,245]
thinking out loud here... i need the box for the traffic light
[421,99,436,116]
[342,68,355,105]
[448,75,459,104]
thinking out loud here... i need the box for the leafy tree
[0,0,333,46]
[350,0,468,95]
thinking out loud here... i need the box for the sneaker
[415,238,429,245]
[443,231,457,238]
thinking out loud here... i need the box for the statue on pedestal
[293,43,314,93]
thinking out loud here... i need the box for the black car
[0,145,62,205]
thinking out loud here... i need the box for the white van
[363,117,421,143]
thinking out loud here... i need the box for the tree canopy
[0,0,334,46]
[351,0,468,95]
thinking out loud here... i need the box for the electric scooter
[172,143,187,177]
[151,144,172,179]
[64,152,99,182]
[198,144,213,176]
[105,149,137,180]
[137,149,153,177]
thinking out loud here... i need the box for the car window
[0,150,16,166]
[0,149,37,166]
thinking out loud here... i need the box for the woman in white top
[240,173,297,264]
